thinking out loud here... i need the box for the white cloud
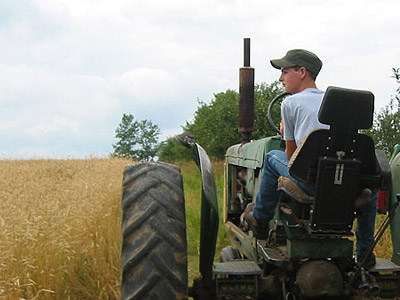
[109,68,182,104]
[25,117,81,138]
[0,0,399,158]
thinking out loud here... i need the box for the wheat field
[0,158,130,299]
[0,158,226,300]
[0,158,393,299]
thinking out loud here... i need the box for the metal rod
[238,37,254,143]
[359,194,400,269]
[244,38,250,67]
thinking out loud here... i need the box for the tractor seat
[279,175,373,209]
[277,176,314,204]
[285,86,387,234]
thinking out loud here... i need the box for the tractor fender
[390,144,400,264]
[182,136,219,284]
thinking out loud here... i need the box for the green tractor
[119,39,400,299]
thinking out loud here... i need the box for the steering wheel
[267,92,291,135]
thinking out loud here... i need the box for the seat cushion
[278,176,314,203]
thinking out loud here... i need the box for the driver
[244,49,377,269]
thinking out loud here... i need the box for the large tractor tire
[120,162,188,300]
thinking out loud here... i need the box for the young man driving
[244,49,377,268]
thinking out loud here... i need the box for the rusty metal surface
[295,260,344,297]
[259,245,288,261]
[239,67,254,136]
[238,38,254,143]
[224,221,258,262]
[257,242,289,269]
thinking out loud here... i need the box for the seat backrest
[288,86,378,233]
[318,86,374,130]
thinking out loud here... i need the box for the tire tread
[121,162,188,300]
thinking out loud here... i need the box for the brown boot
[244,203,269,239]
[354,189,372,209]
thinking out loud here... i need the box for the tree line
[111,68,400,162]
[365,68,400,154]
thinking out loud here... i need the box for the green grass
[176,160,229,284]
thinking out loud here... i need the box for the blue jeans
[253,150,377,256]
[356,190,378,256]
[253,150,314,221]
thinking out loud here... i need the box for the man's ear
[299,67,308,79]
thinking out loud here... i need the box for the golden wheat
[0,158,134,299]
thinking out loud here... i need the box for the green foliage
[367,68,400,155]
[111,113,161,161]
[183,82,283,160]
[158,136,192,162]
[393,67,400,94]
[253,82,285,138]
[184,89,239,160]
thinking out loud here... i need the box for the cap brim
[270,58,297,70]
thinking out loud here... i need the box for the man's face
[279,67,303,93]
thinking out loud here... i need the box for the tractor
[119,39,400,299]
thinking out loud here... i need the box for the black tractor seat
[283,86,390,235]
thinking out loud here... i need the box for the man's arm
[285,140,297,159]
[280,120,297,159]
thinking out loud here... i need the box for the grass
[0,158,394,299]
[176,160,229,283]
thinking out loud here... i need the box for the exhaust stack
[238,38,255,144]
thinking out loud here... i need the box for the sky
[0,0,399,159]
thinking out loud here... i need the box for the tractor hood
[226,136,283,169]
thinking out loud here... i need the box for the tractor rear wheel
[120,162,188,300]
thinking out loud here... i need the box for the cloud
[0,62,206,157]
[109,68,182,104]
[0,0,399,158]
[25,117,80,138]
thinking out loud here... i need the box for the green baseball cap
[270,49,322,76]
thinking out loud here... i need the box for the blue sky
[0,0,399,158]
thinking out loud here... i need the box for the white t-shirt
[281,88,329,146]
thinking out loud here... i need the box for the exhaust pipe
[359,268,381,295]
[238,38,255,144]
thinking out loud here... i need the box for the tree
[158,136,192,162]
[367,68,400,155]
[112,114,161,161]
[253,81,285,138]
[182,81,283,160]
[184,89,239,160]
